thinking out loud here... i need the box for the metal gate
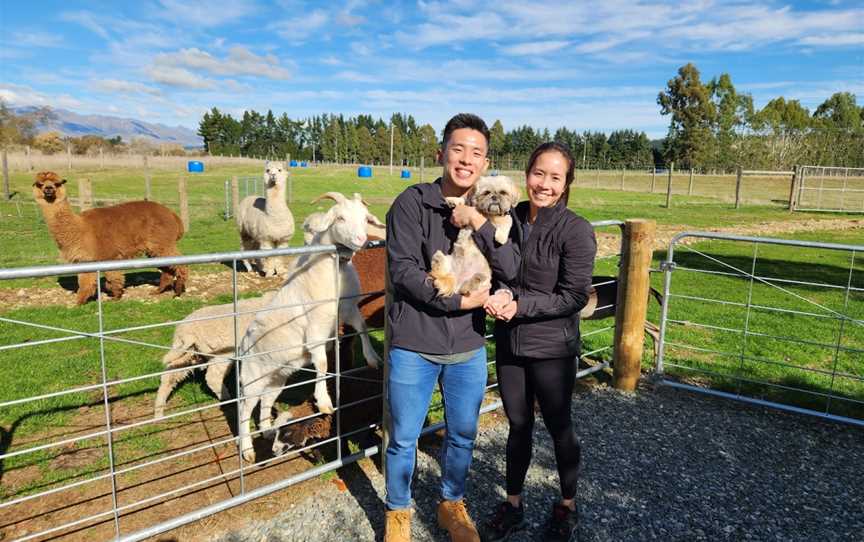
[794,166,864,213]
[655,231,864,426]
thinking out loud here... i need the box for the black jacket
[473,200,596,359]
[385,179,487,355]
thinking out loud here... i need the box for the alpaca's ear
[33,181,41,187]
[59,179,67,186]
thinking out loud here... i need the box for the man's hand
[459,288,490,310]
[450,204,486,230]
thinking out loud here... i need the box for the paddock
[0,220,861,541]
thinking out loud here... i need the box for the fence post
[2,149,9,200]
[688,168,694,196]
[620,168,625,191]
[231,175,240,218]
[26,145,33,172]
[67,142,72,171]
[787,165,799,212]
[574,168,579,186]
[595,168,600,188]
[735,166,743,209]
[651,166,656,193]
[665,162,674,208]
[144,156,152,201]
[613,219,656,391]
[79,178,93,211]
[178,176,190,232]
[287,171,293,204]
[99,147,104,170]
[420,154,425,183]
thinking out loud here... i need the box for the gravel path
[216,382,864,542]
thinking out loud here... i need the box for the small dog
[429,175,519,297]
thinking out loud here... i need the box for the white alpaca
[236,162,295,276]
[237,192,383,462]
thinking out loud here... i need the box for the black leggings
[495,354,580,499]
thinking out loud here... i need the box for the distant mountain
[13,106,203,148]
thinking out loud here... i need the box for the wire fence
[794,165,864,213]
[0,222,625,541]
[656,231,864,425]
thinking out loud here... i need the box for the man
[384,113,491,542]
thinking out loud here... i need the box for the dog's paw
[444,196,465,208]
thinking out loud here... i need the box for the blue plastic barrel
[358,166,373,178]
[289,160,298,167]
[401,169,411,179]
[300,161,308,167]
[187,160,204,173]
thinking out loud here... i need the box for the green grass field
[1,161,862,499]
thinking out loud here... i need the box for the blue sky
[2,0,862,138]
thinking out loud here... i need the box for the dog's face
[264,161,287,188]
[468,175,520,217]
[32,171,68,204]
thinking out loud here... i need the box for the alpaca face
[32,171,68,204]
[264,162,287,188]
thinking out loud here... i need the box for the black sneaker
[543,502,578,542]
[480,500,527,541]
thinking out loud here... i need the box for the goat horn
[311,192,348,205]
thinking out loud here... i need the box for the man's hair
[442,113,490,149]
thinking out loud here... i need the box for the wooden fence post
[26,145,33,172]
[595,168,600,188]
[688,168,694,196]
[178,176,190,232]
[67,143,72,171]
[735,166,743,209]
[99,147,104,170]
[79,178,93,211]
[613,218,657,391]
[231,175,240,218]
[665,162,674,208]
[2,150,9,200]
[651,166,656,193]
[620,168,625,191]
[787,165,799,212]
[144,155,152,201]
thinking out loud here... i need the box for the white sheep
[237,192,383,462]
[153,292,275,419]
[236,161,295,276]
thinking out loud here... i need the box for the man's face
[439,128,489,193]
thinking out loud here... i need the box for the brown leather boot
[384,508,412,542]
[437,499,480,542]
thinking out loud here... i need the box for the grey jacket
[385,179,487,355]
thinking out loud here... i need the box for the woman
[451,142,596,541]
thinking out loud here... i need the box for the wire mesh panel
[656,232,864,425]
[796,166,864,213]
[0,221,625,541]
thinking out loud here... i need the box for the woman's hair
[525,141,576,205]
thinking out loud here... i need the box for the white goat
[237,192,383,462]
[236,161,295,276]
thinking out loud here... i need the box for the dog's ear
[464,185,478,207]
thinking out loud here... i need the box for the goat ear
[366,212,385,228]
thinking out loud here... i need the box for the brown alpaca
[32,171,188,305]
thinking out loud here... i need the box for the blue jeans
[385,347,487,510]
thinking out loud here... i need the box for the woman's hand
[450,204,486,229]
[495,301,518,321]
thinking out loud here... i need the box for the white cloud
[154,0,256,27]
[321,55,343,66]
[146,65,216,89]
[272,10,330,42]
[152,46,291,80]
[799,33,864,46]
[0,83,87,110]
[501,41,570,56]
[60,11,110,39]
[10,31,64,48]
[94,79,162,95]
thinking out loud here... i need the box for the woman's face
[526,150,568,210]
